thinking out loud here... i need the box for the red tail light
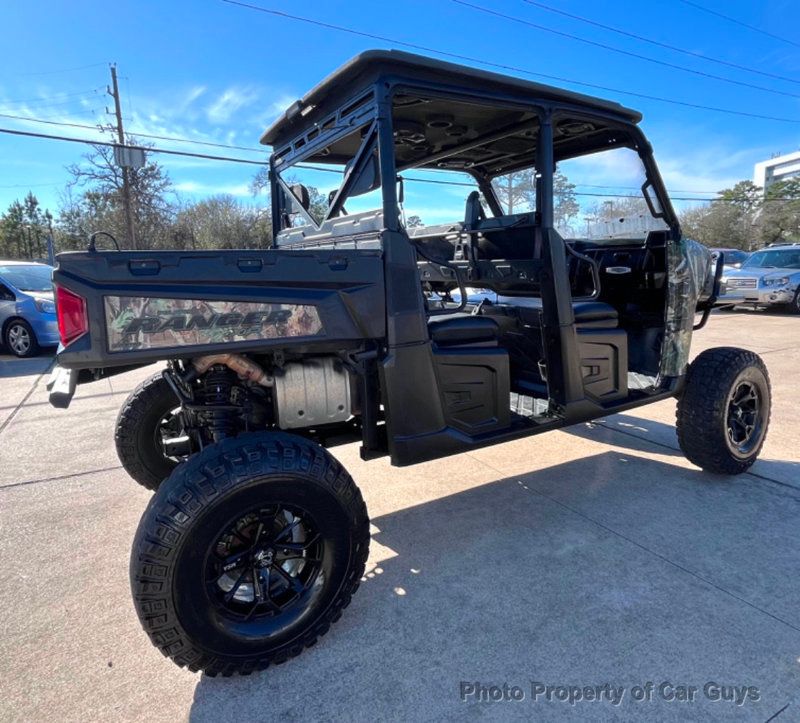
[56,286,88,346]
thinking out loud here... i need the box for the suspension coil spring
[201,365,237,442]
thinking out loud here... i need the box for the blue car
[0,260,59,357]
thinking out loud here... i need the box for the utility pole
[45,210,55,266]
[108,65,137,248]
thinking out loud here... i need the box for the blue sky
[1,0,798,223]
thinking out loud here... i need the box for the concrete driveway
[1,311,799,722]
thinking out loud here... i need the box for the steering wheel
[464,190,486,229]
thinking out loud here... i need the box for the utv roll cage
[51,50,716,469]
[264,52,677,237]
[261,50,686,447]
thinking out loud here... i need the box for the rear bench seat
[427,313,499,346]
[427,298,618,348]
[495,297,618,329]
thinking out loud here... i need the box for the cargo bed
[52,248,386,370]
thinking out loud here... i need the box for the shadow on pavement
[566,413,800,489]
[714,306,795,318]
[186,449,800,722]
[0,389,118,412]
[0,352,55,378]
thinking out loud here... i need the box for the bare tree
[65,138,175,248]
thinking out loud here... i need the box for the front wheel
[789,287,800,315]
[4,319,39,357]
[130,432,370,676]
[676,347,771,475]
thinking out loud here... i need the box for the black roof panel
[261,49,641,147]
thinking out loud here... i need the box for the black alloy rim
[203,504,324,623]
[726,380,763,455]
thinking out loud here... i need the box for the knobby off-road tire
[130,432,370,676]
[115,373,181,492]
[676,347,771,475]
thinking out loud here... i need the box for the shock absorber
[201,365,237,442]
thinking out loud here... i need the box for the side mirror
[347,152,381,197]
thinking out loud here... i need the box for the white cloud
[268,94,296,116]
[184,85,207,106]
[206,86,260,124]
[174,181,201,193]
[249,94,298,129]
[655,144,770,194]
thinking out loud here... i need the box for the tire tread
[130,432,369,676]
[115,373,178,491]
[676,346,770,475]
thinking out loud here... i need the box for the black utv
[48,50,771,676]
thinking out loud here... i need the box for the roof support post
[269,158,281,248]
[377,84,400,233]
[537,111,585,410]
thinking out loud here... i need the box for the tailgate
[53,248,385,370]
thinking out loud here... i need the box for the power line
[6,99,100,114]
[122,129,264,153]
[0,112,107,131]
[14,62,108,77]
[219,0,800,125]
[0,112,265,153]
[572,182,711,194]
[0,182,62,189]
[0,126,267,166]
[298,164,800,203]
[454,0,800,100]
[677,0,800,50]
[1,101,101,117]
[3,125,799,203]
[2,108,102,121]
[0,88,103,106]
[521,0,800,86]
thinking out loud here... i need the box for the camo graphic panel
[104,296,324,352]
[660,237,713,378]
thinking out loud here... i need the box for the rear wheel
[676,347,771,475]
[4,319,38,358]
[115,373,183,491]
[130,432,370,676]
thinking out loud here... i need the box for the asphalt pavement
[1,309,798,722]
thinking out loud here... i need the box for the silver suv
[719,244,800,313]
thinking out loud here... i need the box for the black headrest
[465,190,486,227]
[289,183,310,211]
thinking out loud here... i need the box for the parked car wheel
[3,318,39,358]
[115,373,184,492]
[130,432,370,676]
[789,287,800,315]
[676,347,771,475]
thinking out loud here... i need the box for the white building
[753,151,800,194]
